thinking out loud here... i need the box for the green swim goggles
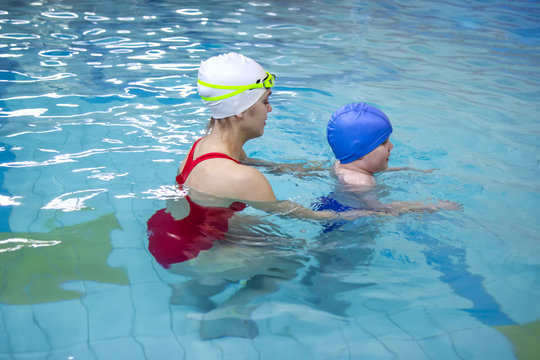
[198,71,275,101]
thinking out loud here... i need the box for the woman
[147,53,375,268]
[146,53,354,339]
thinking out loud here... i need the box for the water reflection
[300,232,375,317]
[168,243,305,339]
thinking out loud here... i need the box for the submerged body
[147,138,247,268]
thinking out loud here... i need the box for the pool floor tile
[90,337,147,360]
[2,306,49,353]
[82,285,134,342]
[134,336,186,360]
[46,342,97,360]
[450,325,515,360]
[31,300,88,350]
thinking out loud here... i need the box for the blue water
[1,0,539,359]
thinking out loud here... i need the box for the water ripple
[106,42,161,49]
[0,238,62,253]
[0,108,48,118]
[248,2,270,7]
[38,49,78,58]
[267,24,318,32]
[72,36,131,46]
[130,74,198,92]
[0,33,40,40]
[42,189,107,212]
[0,195,22,206]
[0,70,76,82]
[0,19,31,25]
[83,29,107,36]
[40,60,67,67]
[161,36,190,42]
[175,9,203,16]
[0,146,171,169]
[40,11,78,19]
[50,33,78,40]
[84,15,110,22]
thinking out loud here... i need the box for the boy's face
[355,138,393,174]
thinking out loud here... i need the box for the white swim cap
[197,52,275,119]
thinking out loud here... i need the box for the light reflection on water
[0,0,539,358]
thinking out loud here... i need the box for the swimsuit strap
[177,138,240,185]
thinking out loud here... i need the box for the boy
[328,102,403,188]
[325,102,460,213]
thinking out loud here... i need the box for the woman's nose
[267,103,272,112]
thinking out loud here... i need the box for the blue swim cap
[327,102,393,164]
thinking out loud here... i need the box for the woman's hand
[385,166,438,173]
[380,200,463,215]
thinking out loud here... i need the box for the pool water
[1,0,539,359]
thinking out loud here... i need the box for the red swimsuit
[147,139,247,268]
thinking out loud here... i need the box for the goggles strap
[199,89,246,102]
[198,72,274,102]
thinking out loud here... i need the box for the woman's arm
[237,161,460,219]
[239,150,329,178]
[344,185,462,215]
[247,197,461,221]
[242,158,330,174]
[247,199,389,221]
[377,200,463,215]
[384,167,436,173]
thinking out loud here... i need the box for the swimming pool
[1,0,539,358]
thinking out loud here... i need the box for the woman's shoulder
[186,160,276,202]
[225,164,276,201]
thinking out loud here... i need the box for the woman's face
[242,89,272,137]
